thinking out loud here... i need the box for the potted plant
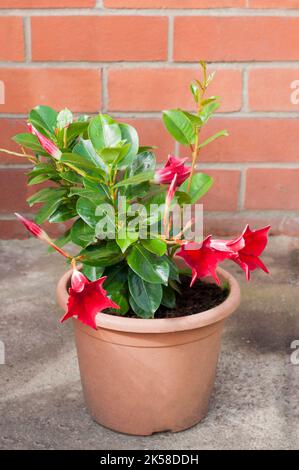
[1,62,270,436]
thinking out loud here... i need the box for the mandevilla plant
[1,62,270,330]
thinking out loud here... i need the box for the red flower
[217,225,270,280]
[155,155,191,186]
[176,236,232,286]
[61,269,119,330]
[27,123,62,160]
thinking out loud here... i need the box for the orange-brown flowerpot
[56,266,240,436]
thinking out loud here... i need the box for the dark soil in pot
[155,276,229,318]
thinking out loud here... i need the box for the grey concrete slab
[0,237,298,450]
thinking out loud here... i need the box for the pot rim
[56,266,241,334]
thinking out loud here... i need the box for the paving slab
[0,237,298,450]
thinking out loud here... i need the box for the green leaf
[66,121,89,144]
[141,238,167,256]
[71,218,95,248]
[29,105,58,135]
[199,101,220,124]
[13,133,48,155]
[88,114,121,151]
[60,171,82,184]
[80,241,123,267]
[127,151,156,176]
[57,108,73,130]
[81,265,105,281]
[27,187,67,207]
[164,256,180,282]
[103,264,129,315]
[161,285,176,308]
[118,123,139,167]
[76,197,101,228]
[129,296,154,319]
[35,195,63,224]
[180,173,213,203]
[181,111,202,126]
[27,174,53,185]
[162,109,195,146]
[198,130,228,149]
[69,186,108,204]
[114,170,154,189]
[60,152,105,181]
[127,245,169,284]
[49,204,77,223]
[128,269,162,314]
[73,139,107,172]
[116,231,139,253]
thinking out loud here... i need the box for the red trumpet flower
[155,155,191,186]
[60,267,119,330]
[177,236,231,286]
[215,225,270,280]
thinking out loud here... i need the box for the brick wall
[0,0,299,238]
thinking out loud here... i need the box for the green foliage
[8,62,228,318]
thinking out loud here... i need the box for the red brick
[0,170,28,214]
[108,68,242,112]
[31,16,168,62]
[0,17,24,61]
[0,1,95,7]
[249,0,299,7]
[0,69,101,114]
[180,118,299,163]
[0,119,29,164]
[245,169,299,210]
[104,0,245,7]
[174,17,299,62]
[200,170,240,211]
[121,118,175,161]
[249,69,299,112]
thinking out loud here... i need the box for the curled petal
[155,154,191,186]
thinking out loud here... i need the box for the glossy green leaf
[35,195,63,224]
[71,218,96,248]
[162,109,195,146]
[103,264,129,315]
[141,238,167,256]
[81,264,105,281]
[29,105,58,135]
[128,269,162,314]
[48,204,77,223]
[129,296,154,319]
[161,285,176,308]
[127,245,169,284]
[57,108,73,130]
[118,123,139,167]
[88,114,121,151]
[114,170,154,189]
[180,173,213,204]
[198,130,228,149]
[27,187,67,207]
[73,139,107,171]
[116,231,139,253]
[79,241,123,267]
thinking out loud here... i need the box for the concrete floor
[0,237,298,450]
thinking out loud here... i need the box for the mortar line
[23,17,31,63]
[242,68,249,113]
[2,61,299,69]
[238,168,247,211]
[2,9,299,17]
[167,15,174,63]
[101,66,108,113]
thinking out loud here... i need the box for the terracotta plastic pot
[56,266,240,436]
